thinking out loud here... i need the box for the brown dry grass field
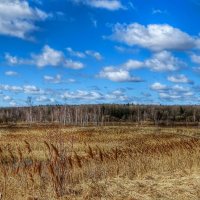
[0,125,200,200]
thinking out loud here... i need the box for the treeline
[0,104,200,126]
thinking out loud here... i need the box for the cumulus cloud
[32,45,64,67]
[73,0,124,11]
[98,66,143,82]
[0,0,49,39]
[97,51,184,83]
[109,23,200,51]
[144,51,185,72]
[103,51,184,74]
[151,82,193,101]
[150,82,168,91]
[5,45,84,69]
[167,74,193,84]
[61,89,129,102]
[123,59,144,70]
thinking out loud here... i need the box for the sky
[1,0,200,107]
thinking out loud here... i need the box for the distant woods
[0,104,200,126]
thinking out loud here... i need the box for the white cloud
[193,66,200,74]
[5,45,85,69]
[66,47,103,60]
[167,74,192,84]
[74,0,124,11]
[61,90,103,101]
[85,50,103,60]
[5,70,18,76]
[172,84,190,93]
[115,45,140,54]
[0,84,46,95]
[0,84,23,92]
[159,93,182,100]
[152,9,167,15]
[67,78,76,83]
[145,51,185,72]
[32,45,64,67]
[98,66,142,82]
[5,53,27,65]
[36,95,55,103]
[61,89,128,102]
[0,0,49,39]
[44,74,62,84]
[191,54,200,64]
[123,59,143,70]
[150,82,168,91]
[105,90,128,101]
[66,47,86,58]
[3,95,12,101]
[117,51,184,72]
[151,82,193,101]
[23,85,40,94]
[109,23,200,51]
[9,101,17,107]
[64,59,84,69]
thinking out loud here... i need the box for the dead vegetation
[0,126,200,199]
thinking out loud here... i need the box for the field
[0,125,200,199]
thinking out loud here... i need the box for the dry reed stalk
[44,141,51,153]
[17,147,23,162]
[74,151,82,168]
[88,146,94,159]
[68,156,73,169]
[24,140,32,154]
[51,144,59,157]
[48,163,56,177]
[13,166,20,176]
[0,147,3,154]
[33,161,42,177]
[8,149,15,163]
[96,146,104,162]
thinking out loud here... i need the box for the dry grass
[0,125,199,199]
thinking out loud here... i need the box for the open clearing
[0,125,200,199]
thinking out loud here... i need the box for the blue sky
[1,0,200,106]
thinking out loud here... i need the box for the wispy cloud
[73,0,124,11]
[5,71,18,76]
[66,47,103,60]
[167,74,193,84]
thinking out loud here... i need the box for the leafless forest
[1,104,200,126]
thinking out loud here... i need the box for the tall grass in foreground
[0,127,200,199]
